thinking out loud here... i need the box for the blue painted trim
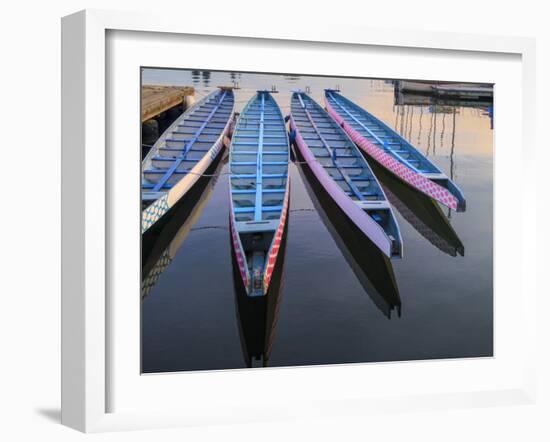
[254,93,265,222]
[231,188,286,194]
[327,91,429,174]
[232,142,287,146]
[235,205,283,214]
[232,151,288,155]
[231,161,287,166]
[143,169,187,175]
[296,92,365,201]
[151,90,228,192]
[231,173,287,179]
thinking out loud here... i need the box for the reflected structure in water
[368,97,465,254]
[391,101,463,221]
[141,155,225,299]
[191,70,201,84]
[232,223,288,368]
[370,161,464,257]
[394,87,493,110]
[294,147,401,319]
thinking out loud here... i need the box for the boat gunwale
[142,89,229,172]
[141,89,235,233]
[294,154,402,318]
[291,92,386,199]
[324,90,466,212]
[228,91,291,296]
[290,92,402,259]
[325,90,442,175]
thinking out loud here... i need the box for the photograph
[140,68,494,373]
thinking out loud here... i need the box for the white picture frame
[61,9,538,433]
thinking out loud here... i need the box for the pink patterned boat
[229,91,290,297]
[290,91,402,259]
[325,90,466,212]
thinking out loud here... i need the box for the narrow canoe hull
[371,160,465,257]
[142,89,235,233]
[324,92,466,212]
[295,157,401,318]
[232,215,288,367]
[229,91,290,297]
[289,91,402,258]
[290,116,397,258]
[230,183,290,297]
[142,134,229,233]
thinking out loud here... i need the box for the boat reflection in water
[141,155,224,299]
[232,222,288,368]
[370,160,465,257]
[294,146,401,319]
[394,91,493,109]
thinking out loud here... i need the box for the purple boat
[290,91,402,259]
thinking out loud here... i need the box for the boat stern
[430,177,467,212]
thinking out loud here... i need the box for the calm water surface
[141,69,493,373]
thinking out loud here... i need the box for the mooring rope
[190,225,228,232]
[141,158,322,178]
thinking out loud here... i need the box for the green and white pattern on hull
[141,88,235,233]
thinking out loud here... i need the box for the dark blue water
[141,69,493,373]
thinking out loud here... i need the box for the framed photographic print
[61,9,537,432]
[140,68,488,374]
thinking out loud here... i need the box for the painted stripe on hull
[141,194,170,232]
[229,91,290,296]
[290,116,393,258]
[141,108,233,233]
[230,212,250,290]
[325,98,460,211]
[230,181,289,296]
[263,183,290,292]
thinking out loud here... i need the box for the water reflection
[202,70,211,87]
[394,89,493,109]
[449,107,457,208]
[391,100,462,218]
[370,161,464,257]
[294,147,401,319]
[393,102,467,161]
[191,70,201,84]
[232,224,288,367]
[141,155,224,299]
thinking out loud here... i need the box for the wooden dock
[141,85,195,122]
[395,80,492,101]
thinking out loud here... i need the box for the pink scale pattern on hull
[230,214,249,291]
[263,187,289,292]
[325,100,459,211]
[230,186,289,296]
